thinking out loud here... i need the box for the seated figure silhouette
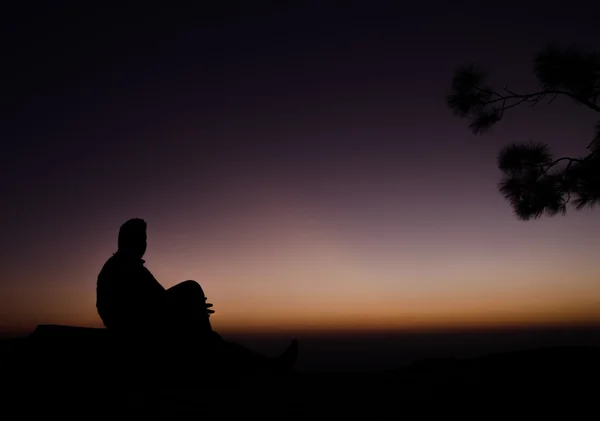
[96,218,297,374]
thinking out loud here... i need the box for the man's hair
[118,218,147,249]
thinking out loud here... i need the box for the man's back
[96,252,166,334]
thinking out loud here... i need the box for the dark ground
[2,325,600,416]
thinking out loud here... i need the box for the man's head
[117,218,147,258]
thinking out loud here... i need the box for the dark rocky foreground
[2,325,599,417]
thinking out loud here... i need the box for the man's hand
[203,294,215,316]
[205,301,215,316]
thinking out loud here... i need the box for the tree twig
[478,87,600,112]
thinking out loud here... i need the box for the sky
[1,1,600,337]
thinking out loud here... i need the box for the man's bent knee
[167,280,204,295]
[177,280,205,296]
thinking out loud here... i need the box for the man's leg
[165,280,298,373]
[216,337,299,374]
[165,280,213,338]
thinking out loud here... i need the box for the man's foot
[273,339,298,373]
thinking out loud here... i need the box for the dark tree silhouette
[447,44,600,220]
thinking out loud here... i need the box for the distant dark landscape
[222,325,600,371]
[5,325,600,373]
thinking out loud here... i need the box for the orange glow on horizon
[4,285,600,338]
[2,191,600,339]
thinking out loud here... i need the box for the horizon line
[3,320,600,340]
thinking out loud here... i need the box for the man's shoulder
[99,255,129,277]
[99,254,119,270]
[99,254,147,280]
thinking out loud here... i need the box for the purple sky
[1,2,599,336]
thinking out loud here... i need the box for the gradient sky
[2,1,600,337]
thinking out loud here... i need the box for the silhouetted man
[96,218,297,374]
